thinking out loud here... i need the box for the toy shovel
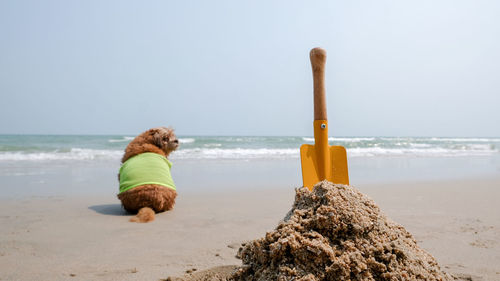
[300,48,349,190]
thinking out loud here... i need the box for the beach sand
[1,177,499,280]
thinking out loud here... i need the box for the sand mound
[231,181,452,281]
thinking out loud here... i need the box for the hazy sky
[1,0,499,136]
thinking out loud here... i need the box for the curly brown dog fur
[118,185,177,222]
[117,127,179,223]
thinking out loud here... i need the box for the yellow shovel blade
[300,144,349,190]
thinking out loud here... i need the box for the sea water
[0,135,499,198]
[1,135,499,161]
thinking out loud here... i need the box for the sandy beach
[2,0,500,279]
[1,176,499,280]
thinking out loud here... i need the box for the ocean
[0,135,499,161]
[1,135,499,198]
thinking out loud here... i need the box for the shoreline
[1,177,499,280]
[1,154,499,199]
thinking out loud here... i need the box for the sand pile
[231,181,452,281]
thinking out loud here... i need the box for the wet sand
[0,177,499,280]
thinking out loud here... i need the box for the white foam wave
[173,145,498,160]
[347,147,497,157]
[409,143,432,148]
[0,149,122,161]
[429,137,500,142]
[179,138,195,144]
[172,148,299,160]
[302,137,375,143]
[203,143,222,147]
[108,137,134,143]
[0,145,497,162]
[335,137,376,142]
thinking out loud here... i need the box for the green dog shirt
[119,152,176,194]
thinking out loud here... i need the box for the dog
[117,127,179,223]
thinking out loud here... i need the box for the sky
[0,0,499,137]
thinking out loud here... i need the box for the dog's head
[149,127,179,156]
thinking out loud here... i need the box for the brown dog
[117,127,179,223]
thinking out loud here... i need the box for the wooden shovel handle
[310,48,327,120]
